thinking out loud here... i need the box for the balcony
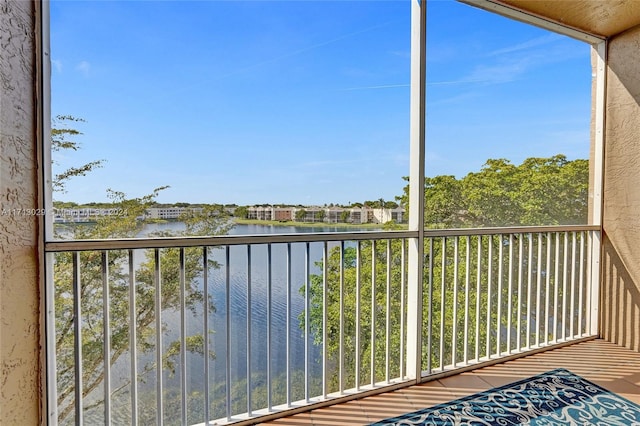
[5,1,640,425]
[46,225,606,425]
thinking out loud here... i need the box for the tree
[52,119,232,423]
[295,209,307,222]
[51,115,104,192]
[340,210,351,223]
[398,155,589,228]
[234,205,249,219]
[315,209,326,223]
[302,241,406,391]
[308,154,589,387]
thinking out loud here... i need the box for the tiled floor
[259,339,640,425]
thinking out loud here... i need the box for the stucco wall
[0,0,42,423]
[600,25,640,351]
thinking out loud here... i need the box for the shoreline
[233,218,401,229]
[53,217,407,230]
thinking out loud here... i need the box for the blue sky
[50,0,591,206]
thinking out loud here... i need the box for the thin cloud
[427,78,493,86]
[389,49,410,58]
[430,34,574,88]
[52,59,63,73]
[339,83,409,91]
[488,33,562,57]
[215,19,398,81]
[297,158,370,169]
[76,61,91,76]
[465,59,529,84]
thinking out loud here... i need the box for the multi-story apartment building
[145,207,204,220]
[247,205,406,224]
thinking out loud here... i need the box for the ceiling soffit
[464,0,640,39]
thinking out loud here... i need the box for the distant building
[145,207,203,220]
[326,207,344,223]
[371,208,404,224]
[53,207,121,223]
[247,206,273,220]
[273,207,293,221]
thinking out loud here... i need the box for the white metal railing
[419,226,599,376]
[46,225,599,425]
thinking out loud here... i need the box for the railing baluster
[440,237,446,370]
[203,247,210,425]
[570,232,577,338]
[517,235,523,351]
[486,236,493,358]
[400,238,407,379]
[225,246,231,420]
[371,240,377,386]
[548,234,561,342]
[464,236,470,365]
[246,245,252,415]
[304,242,310,402]
[497,235,503,356]
[286,243,292,406]
[507,235,513,354]
[535,234,542,347]
[339,241,345,393]
[562,232,569,341]
[179,248,187,426]
[578,232,585,336]
[385,239,392,383]
[102,251,111,425]
[266,245,273,410]
[322,241,328,398]
[154,249,163,426]
[475,236,482,361]
[73,251,83,425]
[526,234,533,349]
[426,237,433,374]
[547,232,553,344]
[355,241,362,390]
[128,250,138,426]
[452,236,459,367]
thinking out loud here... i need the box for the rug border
[369,367,640,425]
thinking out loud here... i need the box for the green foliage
[52,118,233,423]
[51,115,105,193]
[233,205,249,219]
[309,154,589,387]
[179,204,234,236]
[54,189,232,423]
[398,155,589,227]
[295,209,306,221]
[302,241,406,391]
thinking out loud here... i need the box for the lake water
[117,222,377,423]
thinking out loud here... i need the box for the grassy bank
[233,218,401,229]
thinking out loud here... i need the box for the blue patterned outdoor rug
[370,368,640,425]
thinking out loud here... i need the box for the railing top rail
[45,230,417,252]
[423,224,599,238]
[44,224,598,252]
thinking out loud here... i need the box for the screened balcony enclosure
[4,0,640,425]
[40,0,631,425]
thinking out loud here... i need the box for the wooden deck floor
[259,339,640,425]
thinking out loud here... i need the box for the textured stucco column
[600,25,640,352]
[0,0,42,423]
